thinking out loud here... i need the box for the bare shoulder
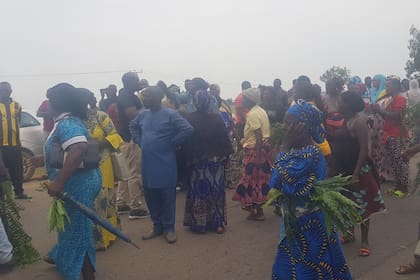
[347,112,368,131]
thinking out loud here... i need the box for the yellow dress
[86,109,124,250]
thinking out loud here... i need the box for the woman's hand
[31,155,45,168]
[47,180,64,197]
[401,148,415,162]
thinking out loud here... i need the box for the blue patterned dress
[183,158,227,232]
[270,145,352,280]
[45,114,101,280]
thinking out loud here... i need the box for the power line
[0,69,142,78]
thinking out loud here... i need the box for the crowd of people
[0,71,420,279]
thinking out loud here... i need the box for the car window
[20,112,40,128]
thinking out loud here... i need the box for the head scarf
[287,99,326,144]
[242,88,261,104]
[407,79,420,105]
[349,76,363,85]
[195,90,211,112]
[409,79,420,92]
[370,74,386,103]
[387,75,401,81]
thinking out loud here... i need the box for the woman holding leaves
[42,84,101,280]
[269,100,352,280]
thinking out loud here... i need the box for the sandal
[395,263,420,275]
[359,248,370,257]
[43,256,55,265]
[216,227,225,234]
[254,215,265,221]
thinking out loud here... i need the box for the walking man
[130,86,193,243]
[0,82,30,199]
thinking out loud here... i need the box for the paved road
[2,160,420,280]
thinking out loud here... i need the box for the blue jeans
[0,217,13,264]
[143,188,176,233]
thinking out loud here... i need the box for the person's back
[117,89,142,142]
[186,111,232,162]
[242,105,270,148]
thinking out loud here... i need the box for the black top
[184,111,233,163]
[117,91,143,142]
[329,126,359,176]
[99,96,118,112]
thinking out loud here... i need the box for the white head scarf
[408,79,420,105]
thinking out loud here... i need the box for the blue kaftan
[45,115,101,280]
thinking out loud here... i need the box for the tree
[405,25,420,77]
[320,66,351,83]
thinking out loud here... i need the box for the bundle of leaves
[264,175,361,241]
[403,102,420,130]
[0,181,40,266]
[48,198,71,232]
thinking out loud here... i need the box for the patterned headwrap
[349,76,363,85]
[195,90,211,112]
[287,99,326,144]
[348,76,366,95]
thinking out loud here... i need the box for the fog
[0,0,418,110]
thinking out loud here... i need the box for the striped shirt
[0,100,21,147]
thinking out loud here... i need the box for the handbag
[48,137,100,170]
[110,150,130,181]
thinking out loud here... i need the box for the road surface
[2,158,420,280]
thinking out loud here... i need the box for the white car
[20,111,44,181]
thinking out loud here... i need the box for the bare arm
[350,118,369,179]
[402,144,420,162]
[255,128,263,163]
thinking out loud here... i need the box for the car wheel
[22,149,36,182]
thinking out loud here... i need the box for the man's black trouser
[1,146,23,195]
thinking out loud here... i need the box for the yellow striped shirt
[0,101,21,147]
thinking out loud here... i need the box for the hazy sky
[0,0,419,110]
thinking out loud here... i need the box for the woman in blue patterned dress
[183,90,233,233]
[42,83,101,280]
[270,100,352,280]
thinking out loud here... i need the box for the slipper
[43,256,55,265]
[253,215,266,221]
[395,263,420,275]
[359,248,370,257]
